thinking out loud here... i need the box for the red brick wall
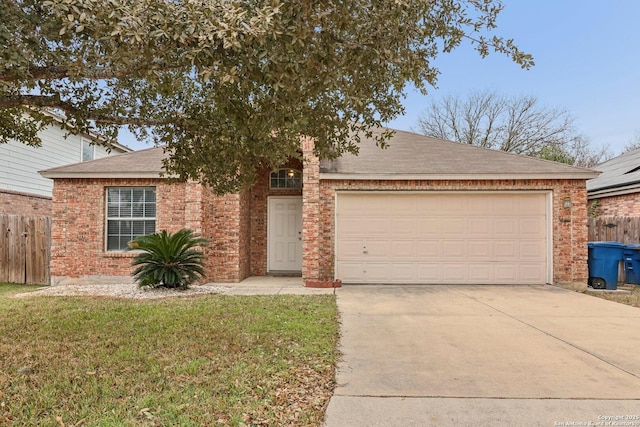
[200,189,252,282]
[592,193,640,217]
[313,179,589,284]
[238,189,252,279]
[0,190,52,216]
[49,170,589,285]
[50,178,249,285]
[249,159,303,276]
[302,138,321,282]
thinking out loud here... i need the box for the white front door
[268,197,303,272]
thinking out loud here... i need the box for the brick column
[302,137,321,285]
[570,184,589,282]
[301,137,341,288]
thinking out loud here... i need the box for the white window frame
[270,168,302,189]
[105,187,156,251]
[81,138,95,162]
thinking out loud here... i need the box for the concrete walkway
[324,285,640,426]
[215,276,338,295]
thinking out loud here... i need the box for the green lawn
[0,283,44,297]
[0,284,339,426]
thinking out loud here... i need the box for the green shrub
[129,229,209,289]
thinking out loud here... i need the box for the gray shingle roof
[40,146,169,178]
[40,128,599,180]
[587,148,640,197]
[320,128,599,179]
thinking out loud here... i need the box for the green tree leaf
[1,0,533,193]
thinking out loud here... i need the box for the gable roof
[587,148,640,198]
[40,128,599,180]
[320,128,599,180]
[40,146,169,179]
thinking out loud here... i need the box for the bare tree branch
[417,90,606,166]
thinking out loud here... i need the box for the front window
[106,187,156,251]
[270,168,302,189]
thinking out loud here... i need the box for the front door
[268,197,303,272]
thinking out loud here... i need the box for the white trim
[333,190,554,284]
[545,191,554,284]
[334,189,552,195]
[269,168,302,189]
[267,195,303,273]
[320,172,599,181]
[104,186,157,252]
[40,172,167,179]
[81,137,95,162]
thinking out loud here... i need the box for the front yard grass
[0,284,339,426]
[557,282,640,308]
[0,283,43,297]
[591,284,640,308]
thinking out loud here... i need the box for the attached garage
[336,191,551,284]
[315,128,599,286]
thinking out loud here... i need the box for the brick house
[41,128,598,286]
[587,148,640,216]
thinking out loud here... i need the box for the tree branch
[0,61,186,82]
[0,94,172,126]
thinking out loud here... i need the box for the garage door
[336,192,549,284]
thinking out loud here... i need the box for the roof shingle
[587,148,640,196]
[40,128,599,180]
[40,146,168,178]
[321,128,598,179]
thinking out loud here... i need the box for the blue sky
[123,1,639,155]
[387,0,640,155]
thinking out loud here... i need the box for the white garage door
[336,192,549,284]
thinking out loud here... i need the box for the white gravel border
[12,283,229,299]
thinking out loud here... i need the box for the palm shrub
[129,229,209,289]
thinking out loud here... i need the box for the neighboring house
[587,148,640,216]
[0,113,130,216]
[40,128,598,287]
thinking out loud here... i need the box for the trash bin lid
[623,243,640,256]
[588,241,626,248]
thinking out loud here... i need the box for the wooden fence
[0,215,51,285]
[588,216,640,244]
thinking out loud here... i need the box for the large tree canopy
[2,0,533,193]
[417,91,608,167]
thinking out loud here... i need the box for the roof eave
[588,183,640,199]
[320,172,600,181]
[39,171,168,179]
[587,177,640,194]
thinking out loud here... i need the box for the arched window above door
[270,168,302,189]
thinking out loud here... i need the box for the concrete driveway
[324,285,640,426]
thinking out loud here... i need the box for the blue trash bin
[623,244,640,285]
[588,242,625,290]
